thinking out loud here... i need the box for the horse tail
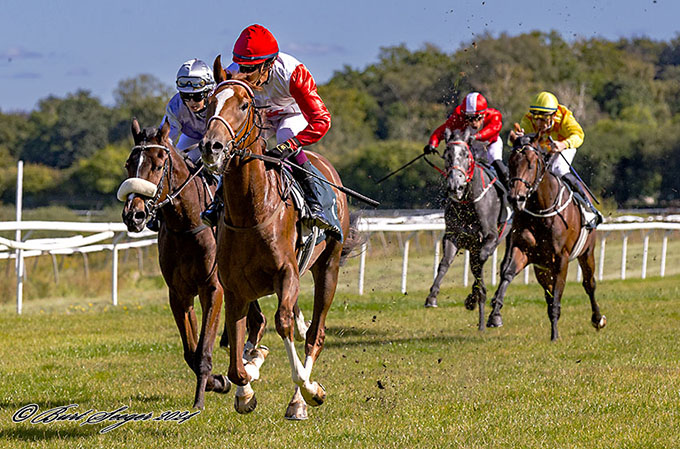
[340,212,366,266]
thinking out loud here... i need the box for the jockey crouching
[424,92,510,189]
[147,58,216,232]
[201,24,340,239]
[511,91,603,229]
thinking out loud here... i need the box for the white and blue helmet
[175,59,215,94]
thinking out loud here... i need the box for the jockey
[201,24,340,239]
[511,91,603,228]
[147,59,215,232]
[424,92,509,188]
[162,58,216,164]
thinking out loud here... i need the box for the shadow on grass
[0,424,99,441]
[323,325,497,348]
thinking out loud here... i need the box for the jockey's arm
[559,109,584,150]
[287,64,331,149]
[474,110,502,141]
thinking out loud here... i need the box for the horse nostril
[211,141,223,154]
[133,211,146,222]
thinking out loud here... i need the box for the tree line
[1,30,680,210]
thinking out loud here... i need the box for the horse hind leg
[578,247,606,330]
[425,236,458,308]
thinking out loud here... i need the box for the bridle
[509,143,549,200]
[129,143,204,220]
[445,140,475,183]
[205,79,263,170]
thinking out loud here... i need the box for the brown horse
[120,119,267,409]
[486,131,606,340]
[200,57,355,419]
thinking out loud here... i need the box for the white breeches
[263,113,309,145]
[549,147,577,177]
[176,134,202,164]
[471,136,503,164]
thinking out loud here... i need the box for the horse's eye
[240,102,249,111]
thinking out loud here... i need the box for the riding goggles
[176,77,209,89]
[238,64,260,74]
[180,91,208,102]
[531,112,555,120]
[465,113,484,122]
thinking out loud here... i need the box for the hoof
[592,315,607,331]
[234,393,257,414]
[424,297,438,308]
[209,374,231,394]
[301,382,326,407]
[486,314,503,328]
[284,400,308,420]
[464,294,477,311]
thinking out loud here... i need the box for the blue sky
[1,0,677,112]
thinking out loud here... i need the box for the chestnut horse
[200,57,354,420]
[486,131,606,340]
[120,119,267,409]
[425,128,512,330]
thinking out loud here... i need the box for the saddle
[478,161,513,226]
[280,167,343,273]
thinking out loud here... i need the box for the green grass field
[1,250,679,449]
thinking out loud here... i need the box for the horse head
[507,130,551,211]
[443,127,476,201]
[200,55,260,173]
[119,118,174,232]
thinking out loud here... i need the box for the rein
[131,143,206,225]
[511,145,572,217]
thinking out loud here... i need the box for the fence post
[358,241,367,295]
[111,232,126,306]
[432,231,440,281]
[598,233,608,281]
[15,161,24,315]
[621,231,630,280]
[401,237,411,294]
[492,247,498,286]
[641,231,651,279]
[660,231,670,277]
[463,250,470,287]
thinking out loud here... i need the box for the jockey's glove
[269,138,300,160]
[423,144,436,155]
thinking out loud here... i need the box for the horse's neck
[222,145,280,227]
[532,172,562,209]
[161,150,205,230]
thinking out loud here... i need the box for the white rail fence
[1,215,679,313]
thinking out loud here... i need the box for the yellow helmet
[529,91,558,114]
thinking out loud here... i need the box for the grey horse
[425,128,512,330]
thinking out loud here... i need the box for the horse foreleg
[538,258,568,341]
[425,235,458,308]
[578,245,606,331]
[168,290,201,401]
[223,295,255,414]
[468,251,487,331]
[487,243,528,328]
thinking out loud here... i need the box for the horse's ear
[444,127,452,142]
[131,118,141,142]
[213,55,227,84]
[159,118,171,142]
[463,127,471,142]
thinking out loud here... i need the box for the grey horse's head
[443,128,475,201]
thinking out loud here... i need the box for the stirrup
[201,202,222,227]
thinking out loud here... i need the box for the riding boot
[201,176,224,227]
[295,161,342,240]
[562,173,603,229]
[491,160,510,190]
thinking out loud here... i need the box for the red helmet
[461,92,488,115]
[232,24,279,65]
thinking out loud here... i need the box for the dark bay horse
[425,128,512,330]
[120,119,266,409]
[486,131,606,340]
[200,57,356,420]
